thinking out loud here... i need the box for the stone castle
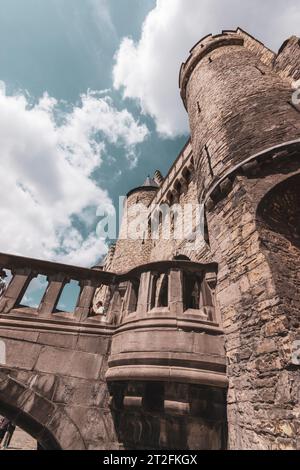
[0,28,299,450]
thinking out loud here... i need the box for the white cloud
[0,86,148,267]
[113,0,300,137]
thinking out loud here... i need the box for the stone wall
[0,326,119,450]
[177,30,300,449]
[149,171,209,262]
[205,159,300,449]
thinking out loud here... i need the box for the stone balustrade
[106,260,227,389]
[0,252,116,323]
[0,253,227,389]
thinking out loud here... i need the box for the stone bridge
[0,253,227,450]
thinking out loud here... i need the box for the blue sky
[0,0,299,309]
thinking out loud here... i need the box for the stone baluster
[168,269,184,315]
[106,284,122,325]
[199,271,217,321]
[0,268,34,313]
[74,279,99,322]
[38,273,66,316]
[154,274,166,308]
[122,281,138,317]
[136,271,152,315]
[147,273,158,311]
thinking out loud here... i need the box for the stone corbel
[168,269,184,315]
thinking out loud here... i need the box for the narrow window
[19,275,48,309]
[56,280,81,313]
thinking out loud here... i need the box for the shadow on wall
[256,172,300,362]
[109,381,227,450]
[257,173,300,250]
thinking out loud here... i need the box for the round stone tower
[180,29,300,450]
[109,177,158,273]
[179,28,300,201]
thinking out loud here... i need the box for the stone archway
[257,173,300,249]
[254,173,300,447]
[0,372,86,450]
[256,173,300,308]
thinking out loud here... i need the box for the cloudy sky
[1,0,299,273]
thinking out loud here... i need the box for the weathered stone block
[35,347,103,380]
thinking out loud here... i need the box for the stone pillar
[199,273,217,322]
[75,279,98,322]
[106,285,122,325]
[122,281,138,316]
[136,271,152,315]
[0,268,34,313]
[168,269,183,315]
[38,274,66,316]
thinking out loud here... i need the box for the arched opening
[0,401,60,450]
[257,173,300,248]
[150,274,159,309]
[119,282,134,320]
[183,274,202,310]
[167,192,174,206]
[256,173,300,330]
[0,373,85,450]
[157,274,168,308]
[56,280,81,313]
[19,275,48,309]
[174,180,182,197]
[0,414,38,450]
[126,279,140,314]
[182,168,192,184]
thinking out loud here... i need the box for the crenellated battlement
[179,28,300,205]
[179,28,275,108]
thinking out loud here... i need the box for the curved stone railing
[106,260,227,388]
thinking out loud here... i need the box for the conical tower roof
[143,175,159,188]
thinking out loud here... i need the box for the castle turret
[179,28,300,201]
[153,169,164,187]
[109,177,158,273]
[180,29,300,450]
